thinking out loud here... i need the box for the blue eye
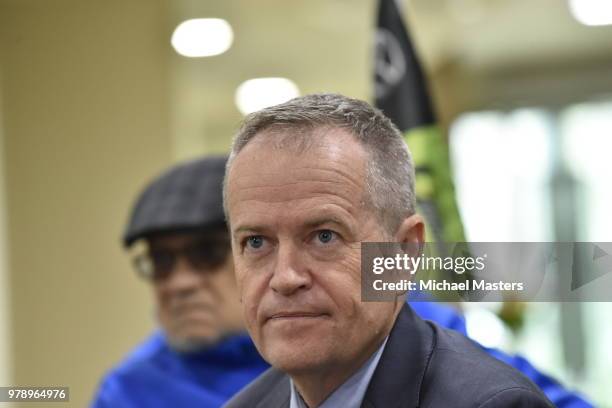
[317,230,334,244]
[246,236,264,249]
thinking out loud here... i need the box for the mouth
[267,312,329,321]
[169,298,214,312]
[168,303,216,323]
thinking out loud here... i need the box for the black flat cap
[123,155,228,247]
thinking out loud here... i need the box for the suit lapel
[361,304,436,408]
[255,369,291,408]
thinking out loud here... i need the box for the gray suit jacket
[224,304,553,408]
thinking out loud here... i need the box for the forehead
[227,128,369,227]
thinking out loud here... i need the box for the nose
[160,256,204,297]
[269,241,312,296]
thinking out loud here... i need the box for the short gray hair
[223,93,416,235]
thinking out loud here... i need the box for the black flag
[374,0,466,244]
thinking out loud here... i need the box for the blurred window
[449,100,612,406]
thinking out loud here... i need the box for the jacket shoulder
[223,367,289,408]
[477,387,556,408]
[420,322,554,407]
[91,333,168,407]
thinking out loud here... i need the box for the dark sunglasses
[133,238,230,281]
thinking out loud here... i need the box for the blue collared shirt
[289,337,388,408]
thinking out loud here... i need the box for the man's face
[226,128,401,374]
[147,231,244,349]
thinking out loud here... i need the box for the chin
[166,333,220,353]
[261,337,332,374]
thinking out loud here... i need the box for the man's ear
[394,214,425,245]
[394,214,425,275]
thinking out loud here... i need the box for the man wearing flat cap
[91,156,268,408]
[222,93,554,408]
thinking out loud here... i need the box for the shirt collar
[289,337,389,408]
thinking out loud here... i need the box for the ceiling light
[171,18,233,57]
[235,78,300,115]
[568,0,612,26]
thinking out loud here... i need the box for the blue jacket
[92,333,268,407]
[92,302,592,408]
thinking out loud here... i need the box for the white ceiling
[167,0,612,158]
[408,0,612,71]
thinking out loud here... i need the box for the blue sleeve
[90,366,226,408]
[409,300,594,408]
[90,374,134,408]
